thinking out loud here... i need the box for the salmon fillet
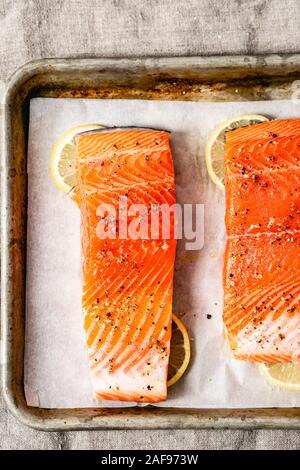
[74,128,176,402]
[223,119,300,363]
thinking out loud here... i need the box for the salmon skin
[224,119,300,363]
[74,128,176,402]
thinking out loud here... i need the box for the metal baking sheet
[1,56,300,430]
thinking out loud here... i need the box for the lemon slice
[205,114,269,190]
[167,314,191,387]
[50,123,104,194]
[259,363,300,391]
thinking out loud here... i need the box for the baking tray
[2,56,300,430]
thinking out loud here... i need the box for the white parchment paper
[25,97,300,408]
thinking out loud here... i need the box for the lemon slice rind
[205,114,269,191]
[259,363,300,391]
[50,123,104,194]
[167,314,191,387]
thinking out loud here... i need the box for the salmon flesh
[224,119,300,363]
[74,128,176,401]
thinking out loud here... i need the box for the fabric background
[0,0,300,450]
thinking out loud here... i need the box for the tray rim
[2,55,300,431]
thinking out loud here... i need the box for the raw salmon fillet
[74,128,176,401]
[223,119,300,363]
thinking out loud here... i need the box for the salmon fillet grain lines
[224,119,300,363]
[74,128,176,402]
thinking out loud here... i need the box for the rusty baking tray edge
[1,56,300,430]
